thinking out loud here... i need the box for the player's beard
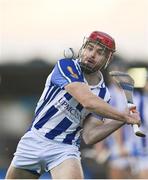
[79,61,94,74]
[79,57,107,74]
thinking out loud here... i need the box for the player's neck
[84,71,102,86]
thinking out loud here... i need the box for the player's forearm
[84,120,125,145]
[84,95,128,123]
[65,82,139,125]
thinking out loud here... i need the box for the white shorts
[109,157,132,169]
[109,155,148,172]
[109,155,142,170]
[137,156,148,171]
[11,130,81,175]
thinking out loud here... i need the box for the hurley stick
[109,71,145,137]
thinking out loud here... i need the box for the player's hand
[126,111,141,126]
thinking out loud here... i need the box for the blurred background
[0,0,148,179]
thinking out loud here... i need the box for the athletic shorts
[137,156,148,171]
[109,156,137,169]
[109,155,148,171]
[11,130,81,175]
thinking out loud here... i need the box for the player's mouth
[85,59,95,66]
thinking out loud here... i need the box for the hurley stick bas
[109,71,145,137]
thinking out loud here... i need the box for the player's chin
[92,64,103,71]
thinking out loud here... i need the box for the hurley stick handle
[127,103,146,137]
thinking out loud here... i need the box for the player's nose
[90,50,96,58]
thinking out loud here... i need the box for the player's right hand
[126,111,141,126]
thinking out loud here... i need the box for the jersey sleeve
[51,58,84,88]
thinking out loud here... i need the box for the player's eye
[87,46,93,51]
[97,49,104,55]
[86,44,94,51]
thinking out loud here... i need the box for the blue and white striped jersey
[29,58,111,146]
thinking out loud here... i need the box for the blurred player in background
[92,61,134,179]
[105,76,134,179]
[95,69,148,179]
[106,69,148,179]
[128,72,148,178]
[5,31,140,179]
